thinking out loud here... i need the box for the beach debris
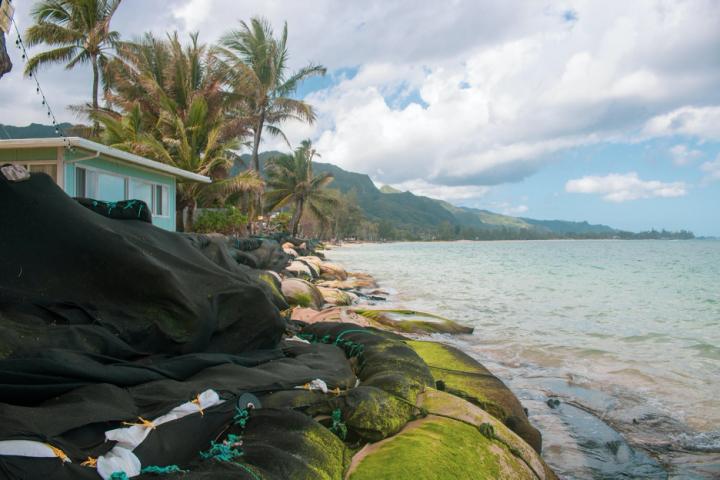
[296,378,329,393]
[1,164,30,182]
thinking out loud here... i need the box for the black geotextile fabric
[0,173,286,367]
[75,198,153,224]
[0,340,357,479]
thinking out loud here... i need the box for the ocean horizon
[328,239,720,479]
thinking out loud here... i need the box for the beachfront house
[0,137,210,231]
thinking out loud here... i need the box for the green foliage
[269,211,292,233]
[193,207,248,235]
[265,140,336,236]
[215,17,326,173]
[25,0,122,111]
[91,32,264,230]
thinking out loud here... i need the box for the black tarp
[0,172,359,479]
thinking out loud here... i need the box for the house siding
[2,146,177,231]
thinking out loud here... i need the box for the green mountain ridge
[234,151,624,238]
[0,125,692,239]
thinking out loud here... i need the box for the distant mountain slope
[233,151,619,237]
[0,122,75,139]
[0,124,634,238]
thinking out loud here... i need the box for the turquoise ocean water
[328,240,720,479]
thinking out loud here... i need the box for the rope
[122,417,156,429]
[141,465,187,475]
[234,407,249,427]
[110,473,129,480]
[46,444,69,463]
[200,434,243,462]
[191,394,205,416]
[329,409,347,440]
[80,457,97,468]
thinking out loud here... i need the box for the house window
[77,167,169,217]
[153,184,168,217]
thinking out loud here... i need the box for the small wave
[685,342,720,360]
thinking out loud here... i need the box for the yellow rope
[80,457,97,468]
[122,417,156,429]
[46,444,70,463]
[191,394,205,416]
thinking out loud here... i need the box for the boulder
[406,340,542,452]
[291,307,371,327]
[320,262,348,281]
[353,308,474,335]
[281,278,324,309]
[285,260,314,280]
[347,389,557,480]
[318,287,357,306]
[296,256,322,277]
[317,272,378,290]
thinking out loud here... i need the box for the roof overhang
[0,137,211,183]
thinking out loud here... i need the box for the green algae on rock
[347,389,556,480]
[406,340,542,452]
[281,278,325,309]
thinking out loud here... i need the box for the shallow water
[328,240,720,479]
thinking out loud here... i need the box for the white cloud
[643,106,720,140]
[700,155,720,183]
[565,172,687,202]
[2,0,720,206]
[669,144,703,166]
[386,179,490,202]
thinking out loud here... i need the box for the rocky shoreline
[270,239,558,479]
[0,172,558,479]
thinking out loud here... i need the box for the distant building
[0,137,210,231]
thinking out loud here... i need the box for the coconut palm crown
[24,0,121,116]
[265,139,336,236]
[215,16,326,173]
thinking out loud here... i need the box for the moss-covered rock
[347,389,556,480]
[353,308,474,335]
[282,278,324,309]
[406,340,542,452]
[318,287,357,306]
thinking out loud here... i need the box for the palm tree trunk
[184,199,197,232]
[291,199,304,237]
[91,54,99,132]
[251,110,266,172]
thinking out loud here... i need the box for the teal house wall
[63,149,177,231]
[0,138,210,231]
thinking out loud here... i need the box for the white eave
[0,137,211,183]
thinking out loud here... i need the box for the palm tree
[265,139,336,236]
[93,33,262,231]
[216,17,326,173]
[24,0,121,122]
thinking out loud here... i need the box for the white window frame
[75,165,171,218]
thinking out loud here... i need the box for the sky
[1,0,719,235]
